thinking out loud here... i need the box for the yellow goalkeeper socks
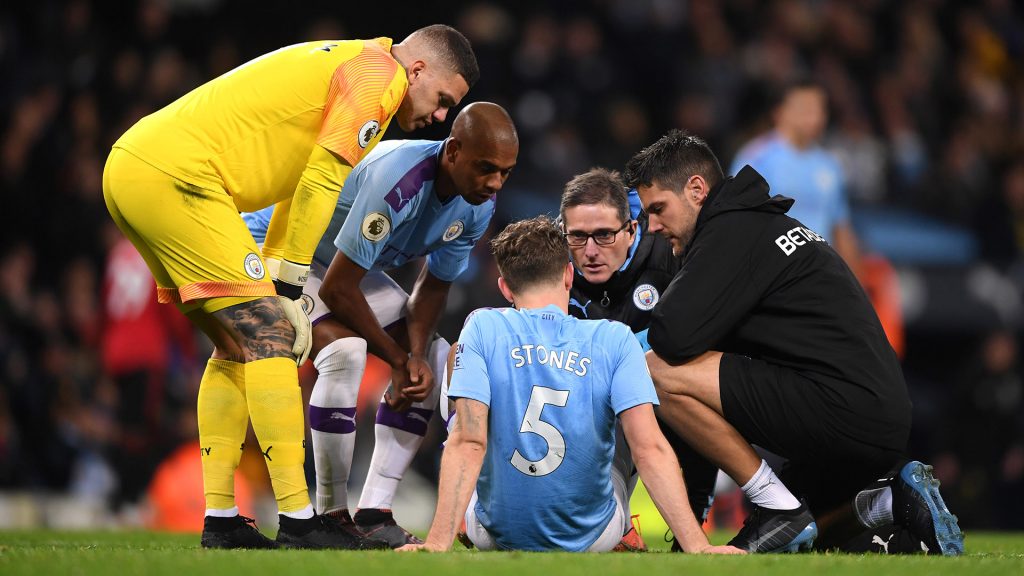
[244,357,311,514]
[197,358,248,511]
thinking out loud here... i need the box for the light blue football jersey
[448,305,658,552]
[730,132,848,243]
[243,139,494,280]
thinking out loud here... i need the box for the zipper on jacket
[601,291,610,307]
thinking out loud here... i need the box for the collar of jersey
[519,303,567,317]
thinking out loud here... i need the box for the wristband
[272,259,309,300]
[263,257,282,281]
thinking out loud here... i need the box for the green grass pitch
[1,530,1022,576]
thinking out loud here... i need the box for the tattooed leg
[186,307,246,362]
[211,296,296,362]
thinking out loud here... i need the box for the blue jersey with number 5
[448,305,658,551]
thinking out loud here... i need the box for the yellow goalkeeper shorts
[102,147,276,313]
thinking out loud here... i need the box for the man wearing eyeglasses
[560,168,720,551]
[561,168,680,329]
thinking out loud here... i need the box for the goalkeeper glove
[265,257,313,366]
[278,295,312,366]
[269,258,310,301]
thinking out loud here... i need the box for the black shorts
[719,353,907,513]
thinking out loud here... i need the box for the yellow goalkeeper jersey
[115,38,407,213]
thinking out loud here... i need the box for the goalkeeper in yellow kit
[102,24,478,549]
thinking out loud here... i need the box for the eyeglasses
[563,221,631,247]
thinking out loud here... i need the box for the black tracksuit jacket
[648,166,911,449]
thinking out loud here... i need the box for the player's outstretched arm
[397,397,488,552]
[620,404,745,555]
[403,267,454,402]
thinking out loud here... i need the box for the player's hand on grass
[695,544,746,555]
[395,542,449,552]
[403,355,434,402]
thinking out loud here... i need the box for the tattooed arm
[400,396,488,552]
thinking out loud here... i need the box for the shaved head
[399,24,479,87]
[392,25,477,131]
[451,102,518,150]
[440,102,519,205]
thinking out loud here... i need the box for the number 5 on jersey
[510,386,569,477]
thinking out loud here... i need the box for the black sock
[278,514,316,535]
[203,515,241,531]
[354,508,392,525]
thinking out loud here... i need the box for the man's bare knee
[646,351,698,395]
[646,350,724,415]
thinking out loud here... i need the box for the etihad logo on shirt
[358,120,381,148]
[362,211,391,242]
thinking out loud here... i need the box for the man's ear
[497,276,515,305]
[563,261,573,291]
[445,136,461,163]
[687,175,710,206]
[406,59,427,82]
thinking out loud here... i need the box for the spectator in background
[730,80,863,280]
[100,231,196,513]
[977,162,1024,275]
[935,329,1024,529]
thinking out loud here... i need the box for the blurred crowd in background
[1,0,1023,530]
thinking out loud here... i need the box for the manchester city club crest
[443,220,465,242]
[633,283,659,311]
[243,253,265,280]
[299,294,315,316]
[361,211,391,242]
